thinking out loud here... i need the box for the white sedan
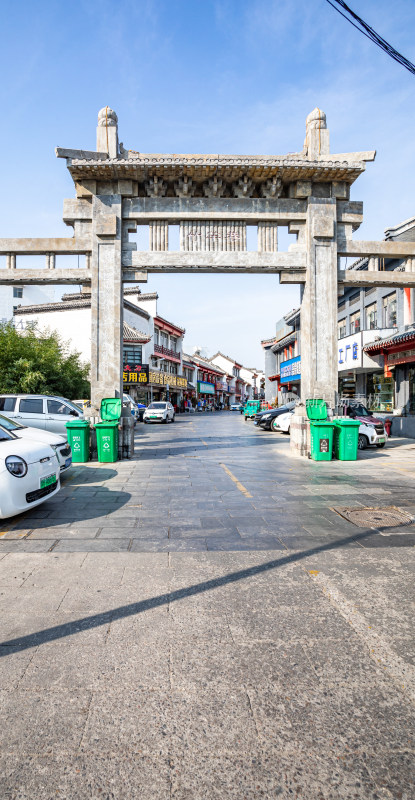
[0,413,72,473]
[143,402,175,423]
[272,410,293,433]
[0,426,60,519]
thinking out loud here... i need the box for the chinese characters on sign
[123,364,149,384]
[149,371,187,388]
[122,365,187,389]
[280,356,301,385]
[338,342,358,365]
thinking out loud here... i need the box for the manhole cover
[333,506,413,529]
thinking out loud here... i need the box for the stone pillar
[291,197,338,455]
[90,194,123,414]
[258,221,278,252]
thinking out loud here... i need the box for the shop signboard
[198,381,215,395]
[149,370,187,388]
[387,348,415,367]
[123,364,149,384]
[280,356,301,384]
[338,330,396,372]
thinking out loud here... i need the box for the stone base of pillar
[290,407,310,457]
[118,416,135,459]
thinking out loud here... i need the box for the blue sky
[1,0,415,366]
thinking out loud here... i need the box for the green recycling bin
[333,418,360,461]
[65,419,90,463]
[306,399,334,462]
[95,397,122,463]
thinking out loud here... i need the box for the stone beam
[338,241,415,258]
[122,251,306,273]
[0,238,91,255]
[0,270,91,285]
[279,271,306,284]
[338,270,415,288]
[123,197,307,223]
[56,147,109,161]
[122,270,148,283]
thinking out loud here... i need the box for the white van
[0,395,84,436]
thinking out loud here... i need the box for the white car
[0,426,60,519]
[143,402,175,423]
[0,394,83,436]
[271,410,294,433]
[0,413,72,473]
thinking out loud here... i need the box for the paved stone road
[0,413,414,798]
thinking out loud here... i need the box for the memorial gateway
[2,106,415,455]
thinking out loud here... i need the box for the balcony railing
[154,343,181,361]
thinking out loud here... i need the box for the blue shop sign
[280,355,301,384]
[198,381,215,395]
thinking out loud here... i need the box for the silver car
[0,394,83,436]
[0,413,72,473]
[143,402,175,423]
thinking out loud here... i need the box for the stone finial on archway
[96,106,119,158]
[304,107,330,159]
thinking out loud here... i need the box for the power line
[325,0,415,76]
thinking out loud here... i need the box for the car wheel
[358,434,368,450]
[163,417,168,423]
[171,415,175,422]
[287,425,290,434]
[271,418,280,432]
[376,442,385,448]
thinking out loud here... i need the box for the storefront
[149,370,187,407]
[338,330,395,410]
[197,380,215,409]
[124,366,187,407]
[365,330,415,434]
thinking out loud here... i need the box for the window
[161,332,169,347]
[338,319,346,339]
[47,400,72,415]
[382,293,397,327]
[19,398,44,414]
[0,397,16,411]
[13,287,23,298]
[350,310,361,334]
[232,367,240,377]
[123,345,142,367]
[365,303,377,330]
[154,329,160,345]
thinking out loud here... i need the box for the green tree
[0,322,90,399]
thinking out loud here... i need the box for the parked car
[344,402,387,449]
[0,413,72,473]
[73,399,91,411]
[271,410,294,434]
[0,426,60,519]
[230,402,244,412]
[0,395,84,436]
[143,402,175,423]
[257,401,297,431]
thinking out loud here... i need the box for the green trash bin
[305,399,334,462]
[65,419,90,463]
[95,397,122,463]
[333,418,360,461]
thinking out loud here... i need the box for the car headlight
[5,455,28,477]
[262,414,271,420]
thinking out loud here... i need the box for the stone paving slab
[0,415,414,797]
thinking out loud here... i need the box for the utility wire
[325,0,415,76]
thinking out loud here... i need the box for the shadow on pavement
[0,528,377,655]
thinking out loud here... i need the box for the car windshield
[148,403,166,409]
[0,413,24,431]
[348,404,370,417]
[0,426,15,442]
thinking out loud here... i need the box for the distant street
[0,413,414,798]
